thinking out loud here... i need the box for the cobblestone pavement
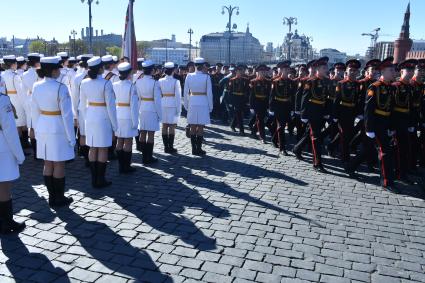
[1,119,425,283]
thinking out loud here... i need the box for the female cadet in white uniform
[0,76,26,234]
[22,53,41,157]
[113,62,138,174]
[72,54,92,165]
[31,56,75,207]
[135,60,162,165]
[1,55,27,149]
[80,56,118,188]
[158,62,181,154]
[183,57,213,156]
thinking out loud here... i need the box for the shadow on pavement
[1,235,71,282]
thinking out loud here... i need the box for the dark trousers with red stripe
[375,129,394,187]
[394,127,409,179]
[255,110,266,140]
[309,119,325,167]
[275,113,290,151]
[338,116,355,162]
[420,126,425,167]
[231,105,245,133]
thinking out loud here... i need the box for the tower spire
[399,1,410,39]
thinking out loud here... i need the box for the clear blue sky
[3,0,424,55]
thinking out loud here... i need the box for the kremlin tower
[393,2,413,64]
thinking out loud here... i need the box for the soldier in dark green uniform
[269,60,295,155]
[410,59,425,169]
[228,65,249,135]
[392,59,417,184]
[249,65,272,143]
[364,57,397,193]
[333,60,361,164]
[300,57,330,172]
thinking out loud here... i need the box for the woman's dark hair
[103,62,113,70]
[195,63,204,71]
[79,61,88,69]
[4,62,15,70]
[36,63,59,78]
[27,59,38,68]
[17,61,26,69]
[119,69,132,80]
[143,66,153,75]
[88,65,102,79]
[164,68,174,76]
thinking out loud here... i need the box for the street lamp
[187,28,193,62]
[305,36,313,60]
[195,41,198,57]
[165,39,169,62]
[81,0,99,53]
[221,5,239,64]
[70,29,77,57]
[283,17,297,60]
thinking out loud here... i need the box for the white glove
[290,111,294,116]
[268,111,275,116]
[295,111,300,115]
[366,132,375,139]
[356,115,364,120]
[301,119,309,124]
[69,140,76,147]
[250,109,255,114]
[324,115,330,119]
[17,157,25,165]
[408,127,415,133]
[387,130,395,137]
[333,118,338,123]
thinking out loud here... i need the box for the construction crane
[362,27,381,47]
[362,28,380,59]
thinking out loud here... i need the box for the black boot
[30,138,40,160]
[168,135,177,154]
[108,140,117,160]
[89,161,97,188]
[96,162,112,188]
[21,131,30,149]
[191,135,197,155]
[141,142,148,164]
[144,143,158,165]
[162,135,170,153]
[197,136,206,156]
[123,151,136,173]
[44,175,55,206]
[51,177,73,207]
[116,150,124,174]
[0,200,26,234]
[83,145,90,167]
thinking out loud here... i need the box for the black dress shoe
[384,185,400,194]
[293,150,303,161]
[279,150,289,156]
[314,165,327,173]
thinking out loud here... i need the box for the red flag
[122,0,137,70]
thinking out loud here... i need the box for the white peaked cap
[87,56,102,67]
[112,56,118,61]
[164,62,175,69]
[3,55,16,60]
[57,52,68,58]
[194,57,205,64]
[16,56,25,62]
[117,62,131,72]
[27,53,40,57]
[142,60,154,68]
[101,55,113,62]
[40,56,60,64]
[137,58,145,63]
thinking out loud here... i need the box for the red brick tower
[394,3,413,64]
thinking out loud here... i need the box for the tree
[137,41,151,57]
[29,40,45,54]
[106,46,122,57]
